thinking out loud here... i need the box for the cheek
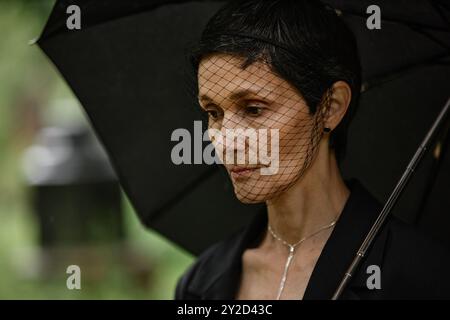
[208,119,220,131]
[277,108,316,154]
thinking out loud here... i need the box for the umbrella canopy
[38,0,450,255]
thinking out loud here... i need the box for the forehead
[198,54,294,99]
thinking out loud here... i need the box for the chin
[233,187,276,204]
[232,188,265,204]
[233,179,298,204]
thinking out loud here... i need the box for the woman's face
[198,53,326,203]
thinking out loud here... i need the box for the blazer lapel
[302,180,389,299]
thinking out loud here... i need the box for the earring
[324,127,331,133]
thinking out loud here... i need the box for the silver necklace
[267,218,337,300]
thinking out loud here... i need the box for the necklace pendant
[268,218,338,300]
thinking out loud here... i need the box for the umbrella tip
[28,38,38,46]
[360,82,369,93]
[325,4,342,17]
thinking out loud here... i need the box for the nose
[221,110,241,131]
[220,111,255,165]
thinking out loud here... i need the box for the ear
[324,81,352,131]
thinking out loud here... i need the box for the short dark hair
[191,0,362,162]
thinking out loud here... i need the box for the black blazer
[175,180,450,300]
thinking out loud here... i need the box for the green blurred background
[0,0,194,299]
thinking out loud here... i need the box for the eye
[202,104,222,120]
[206,109,220,120]
[245,103,265,117]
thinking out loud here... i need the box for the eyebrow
[198,88,274,104]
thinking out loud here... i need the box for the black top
[175,179,450,300]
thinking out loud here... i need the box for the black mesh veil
[193,51,333,203]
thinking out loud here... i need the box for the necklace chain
[267,218,338,300]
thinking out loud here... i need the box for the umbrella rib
[408,26,450,51]
[435,0,450,11]
[362,51,450,92]
[424,0,450,51]
[338,8,450,33]
[430,0,450,28]
[337,3,450,53]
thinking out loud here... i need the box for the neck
[265,139,350,246]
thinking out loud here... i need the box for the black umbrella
[37,0,450,256]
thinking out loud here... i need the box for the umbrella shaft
[332,97,450,300]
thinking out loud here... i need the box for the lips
[229,166,259,178]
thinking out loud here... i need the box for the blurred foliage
[0,0,194,299]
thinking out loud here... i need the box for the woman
[175,0,450,300]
